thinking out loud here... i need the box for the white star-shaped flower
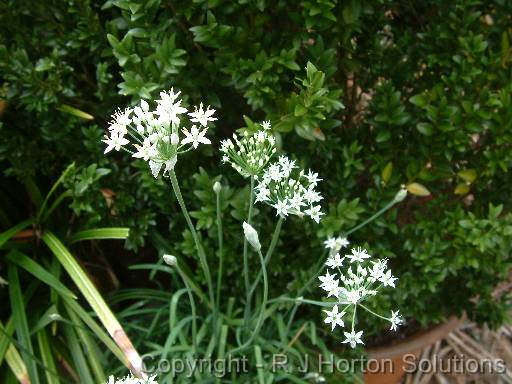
[326,253,344,269]
[305,205,324,223]
[132,138,156,161]
[342,330,364,348]
[323,305,345,331]
[188,103,217,127]
[261,120,271,130]
[347,247,371,263]
[305,169,322,185]
[389,310,403,331]
[273,199,289,217]
[380,269,397,287]
[181,125,211,149]
[318,270,337,290]
[103,133,129,153]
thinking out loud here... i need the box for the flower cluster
[220,121,276,178]
[107,374,158,384]
[254,156,323,222]
[318,240,403,348]
[102,89,216,178]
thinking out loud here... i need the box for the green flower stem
[230,249,268,355]
[242,176,255,330]
[359,303,390,321]
[352,304,357,332]
[177,266,197,354]
[248,217,283,299]
[215,188,224,313]
[267,297,334,307]
[169,171,215,332]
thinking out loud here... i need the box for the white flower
[389,310,403,331]
[318,271,337,291]
[380,269,397,287]
[305,169,322,185]
[324,237,349,255]
[132,138,156,161]
[255,186,270,203]
[261,120,272,130]
[342,330,364,348]
[273,199,290,217]
[103,133,129,153]
[242,221,261,251]
[305,205,324,223]
[343,289,361,304]
[181,125,211,148]
[188,102,217,127]
[326,253,344,269]
[155,89,187,126]
[106,374,159,384]
[347,247,371,263]
[323,305,345,331]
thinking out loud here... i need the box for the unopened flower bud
[162,254,177,266]
[213,181,222,194]
[242,222,261,251]
[170,133,179,145]
[393,189,408,203]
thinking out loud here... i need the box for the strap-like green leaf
[42,231,143,376]
[7,250,76,299]
[68,227,130,243]
[8,265,41,384]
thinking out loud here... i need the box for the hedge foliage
[1,0,512,344]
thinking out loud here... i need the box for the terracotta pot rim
[367,314,466,359]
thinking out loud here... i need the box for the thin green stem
[249,217,283,298]
[177,267,197,354]
[169,171,215,330]
[344,198,399,238]
[351,304,357,332]
[215,189,224,313]
[267,296,334,307]
[230,249,268,355]
[242,176,255,331]
[359,303,391,321]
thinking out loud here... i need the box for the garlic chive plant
[103,90,405,382]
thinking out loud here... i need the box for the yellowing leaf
[58,104,94,120]
[457,169,477,183]
[454,183,470,195]
[406,182,431,196]
[381,162,393,184]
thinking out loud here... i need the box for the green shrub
[1,0,512,380]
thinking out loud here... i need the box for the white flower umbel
[254,155,323,222]
[318,243,403,348]
[107,374,158,384]
[102,89,216,178]
[220,122,276,178]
